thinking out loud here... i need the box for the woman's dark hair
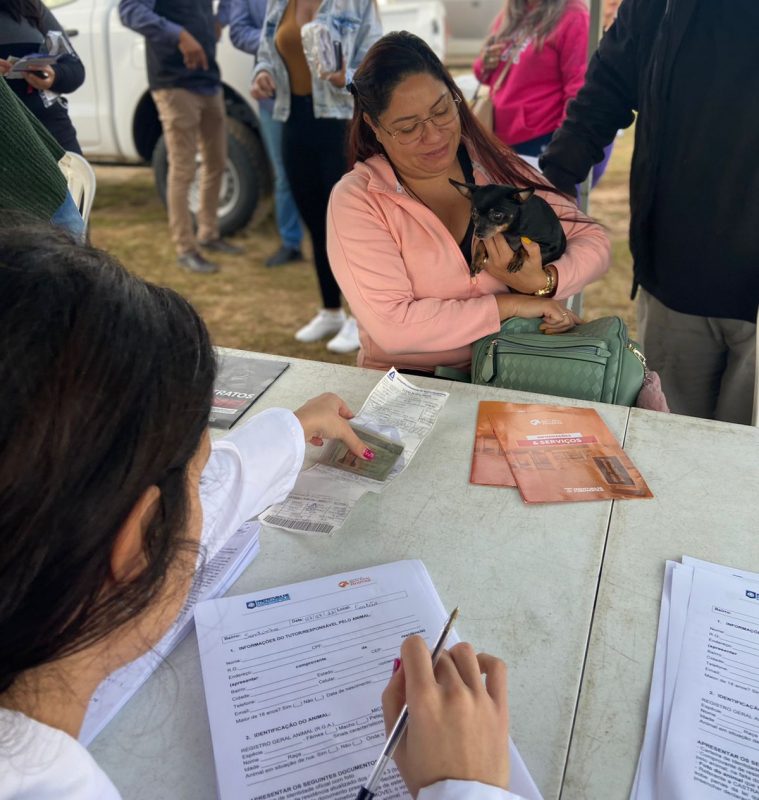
[0,0,43,27]
[0,221,216,693]
[498,0,572,48]
[348,31,570,201]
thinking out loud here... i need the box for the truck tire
[152,116,267,237]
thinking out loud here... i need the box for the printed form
[195,560,541,800]
[259,369,448,535]
[632,557,759,799]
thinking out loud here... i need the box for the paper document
[195,560,542,800]
[79,521,260,745]
[209,353,289,429]
[471,401,652,503]
[259,369,448,534]
[632,557,759,799]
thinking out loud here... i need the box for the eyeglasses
[379,93,462,145]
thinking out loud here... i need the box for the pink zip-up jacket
[473,1,589,147]
[327,145,610,373]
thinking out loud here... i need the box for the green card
[323,425,404,481]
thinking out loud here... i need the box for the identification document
[322,424,404,481]
[195,560,543,800]
[259,369,448,534]
[471,402,652,503]
[209,353,288,429]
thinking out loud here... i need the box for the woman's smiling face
[368,72,462,181]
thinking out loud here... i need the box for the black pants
[282,95,347,310]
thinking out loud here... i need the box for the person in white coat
[0,223,523,800]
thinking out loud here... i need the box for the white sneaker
[295,308,346,343]
[326,316,360,353]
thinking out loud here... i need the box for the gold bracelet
[533,267,556,297]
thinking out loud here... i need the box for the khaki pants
[152,88,226,256]
[637,289,756,425]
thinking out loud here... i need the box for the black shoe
[265,245,304,267]
[199,238,244,255]
[177,251,219,274]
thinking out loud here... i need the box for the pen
[355,606,460,800]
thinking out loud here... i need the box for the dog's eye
[489,211,504,222]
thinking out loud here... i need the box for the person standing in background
[539,0,758,425]
[229,0,303,267]
[119,0,244,274]
[0,0,84,152]
[473,0,588,160]
[251,0,381,353]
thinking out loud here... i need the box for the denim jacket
[253,0,382,121]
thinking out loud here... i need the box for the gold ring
[561,312,568,317]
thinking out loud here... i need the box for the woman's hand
[482,236,553,295]
[251,70,276,100]
[23,67,56,91]
[480,37,504,72]
[496,294,582,333]
[320,56,346,88]
[382,636,510,797]
[0,58,12,76]
[293,393,373,459]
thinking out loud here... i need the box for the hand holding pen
[357,617,511,798]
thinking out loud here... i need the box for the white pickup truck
[49,0,447,233]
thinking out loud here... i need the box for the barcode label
[263,515,334,534]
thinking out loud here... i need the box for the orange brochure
[470,404,516,487]
[471,401,653,503]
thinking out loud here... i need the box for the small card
[322,425,404,482]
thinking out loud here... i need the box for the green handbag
[437,316,646,406]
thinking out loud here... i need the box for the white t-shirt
[0,710,119,800]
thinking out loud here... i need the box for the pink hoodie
[327,147,610,373]
[473,1,589,147]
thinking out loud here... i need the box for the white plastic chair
[753,306,759,427]
[58,151,96,234]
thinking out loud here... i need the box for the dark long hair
[497,0,573,47]
[347,32,569,201]
[0,221,216,693]
[0,0,43,27]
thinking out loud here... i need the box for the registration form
[633,557,759,799]
[195,560,541,800]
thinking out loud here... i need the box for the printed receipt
[259,369,448,535]
[194,560,542,800]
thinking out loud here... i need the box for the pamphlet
[470,402,652,503]
[194,560,543,800]
[209,353,289,429]
[3,52,61,79]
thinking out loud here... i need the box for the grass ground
[89,130,635,365]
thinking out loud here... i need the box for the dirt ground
[89,130,636,366]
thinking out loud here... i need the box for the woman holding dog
[327,32,609,375]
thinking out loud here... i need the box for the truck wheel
[152,117,267,237]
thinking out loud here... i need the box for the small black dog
[450,179,566,276]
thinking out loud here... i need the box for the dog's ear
[449,179,477,199]
[514,187,535,203]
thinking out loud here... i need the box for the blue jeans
[50,191,86,243]
[258,104,302,250]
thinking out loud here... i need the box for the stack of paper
[79,521,261,745]
[195,560,543,800]
[632,557,759,799]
